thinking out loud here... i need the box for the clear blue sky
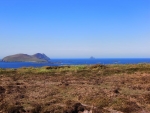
[0,0,150,58]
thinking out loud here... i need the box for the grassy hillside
[0,64,150,113]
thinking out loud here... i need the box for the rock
[90,56,95,59]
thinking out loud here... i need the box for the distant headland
[2,53,50,62]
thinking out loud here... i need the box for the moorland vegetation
[1,64,150,113]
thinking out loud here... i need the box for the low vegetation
[1,64,150,113]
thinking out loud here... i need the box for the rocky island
[90,56,95,59]
[2,53,50,62]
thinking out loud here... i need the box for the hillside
[32,53,50,61]
[2,53,50,62]
[0,64,150,113]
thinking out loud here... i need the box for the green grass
[1,63,150,76]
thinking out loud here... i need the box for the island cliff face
[2,53,50,62]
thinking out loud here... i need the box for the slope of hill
[2,53,50,62]
[1,64,150,112]
[32,53,50,61]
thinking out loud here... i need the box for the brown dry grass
[1,64,150,113]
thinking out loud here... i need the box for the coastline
[0,58,150,69]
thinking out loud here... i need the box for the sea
[0,58,150,68]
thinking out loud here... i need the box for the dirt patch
[0,86,5,94]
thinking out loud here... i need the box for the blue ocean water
[0,58,150,68]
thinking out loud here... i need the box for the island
[2,53,50,62]
[90,56,95,59]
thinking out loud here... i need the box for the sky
[0,0,150,58]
